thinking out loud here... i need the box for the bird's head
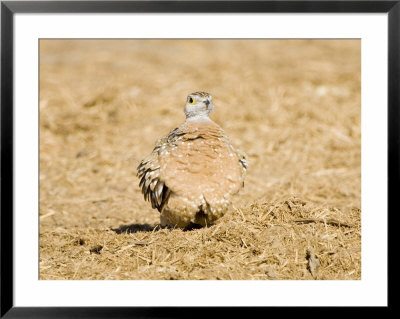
[184,91,214,122]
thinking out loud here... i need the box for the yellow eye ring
[188,97,195,104]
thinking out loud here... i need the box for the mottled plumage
[137,92,247,228]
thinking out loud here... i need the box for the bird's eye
[188,97,195,104]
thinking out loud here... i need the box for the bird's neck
[185,114,212,123]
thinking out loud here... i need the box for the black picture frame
[1,0,396,317]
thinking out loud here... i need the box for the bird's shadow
[111,222,205,234]
[111,223,157,234]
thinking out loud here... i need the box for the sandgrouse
[137,92,247,228]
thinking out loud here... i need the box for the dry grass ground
[39,39,360,280]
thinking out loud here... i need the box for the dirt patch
[39,39,360,280]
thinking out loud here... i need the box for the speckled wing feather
[136,128,182,212]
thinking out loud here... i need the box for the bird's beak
[204,99,210,106]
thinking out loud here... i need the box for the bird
[137,91,247,228]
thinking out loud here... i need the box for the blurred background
[39,40,361,280]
